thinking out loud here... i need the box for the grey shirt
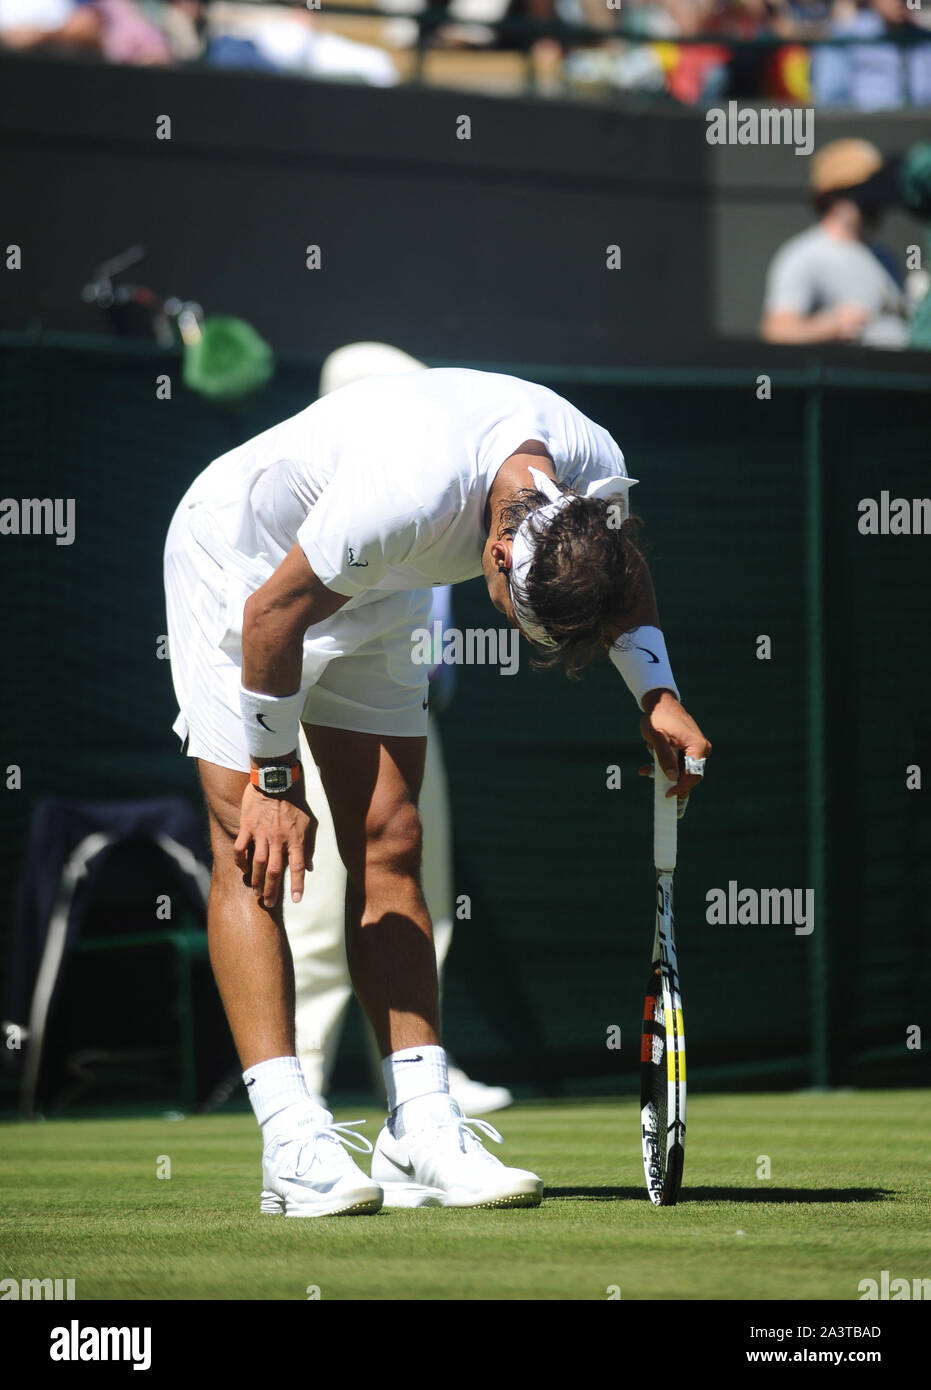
[763,225,908,347]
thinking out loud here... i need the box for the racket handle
[653,750,678,872]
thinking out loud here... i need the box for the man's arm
[611,557,711,801]
[608,554,677,707]
[241,543,348,702]
[235,545,350,909]
[761,304,870,344]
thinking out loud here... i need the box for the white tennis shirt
[181,368,631,605]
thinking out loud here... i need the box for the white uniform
[164,369,628,769]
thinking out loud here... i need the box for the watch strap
[250,762,301,794]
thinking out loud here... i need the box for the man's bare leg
[301,724,543,1206]
[197,756,383,1215]
[197,759,297,1069]
[303,724,440,1059]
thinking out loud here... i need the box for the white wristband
[240,685,304,760]
[608,626,680,710]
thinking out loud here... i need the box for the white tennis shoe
[260,1116,383,1218]
[371,1105,543,1209]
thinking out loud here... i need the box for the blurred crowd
[0,1,399,82]
[1,0,929,106]
[549,0,931,107]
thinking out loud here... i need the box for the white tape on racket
[653,750,678,873]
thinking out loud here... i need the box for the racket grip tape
[653,750,678,871]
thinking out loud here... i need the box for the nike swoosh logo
[381,1152,415,1177]
[255,713,275,731]
[396,1055,424,1063]
[278,1176,339,1193]
[245,1079,256,1087]
[634,646,659,663]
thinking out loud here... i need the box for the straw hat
[811,139,883,195]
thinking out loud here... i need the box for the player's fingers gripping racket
[640,751,686,1206]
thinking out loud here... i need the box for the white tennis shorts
[164,498,431,771]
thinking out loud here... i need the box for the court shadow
[544,1186,894,1204]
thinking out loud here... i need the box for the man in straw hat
[761,138,909,347]
[163,366,711,1215]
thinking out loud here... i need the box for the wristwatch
[250,763,301,796]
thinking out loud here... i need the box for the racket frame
[640,754,686,1206]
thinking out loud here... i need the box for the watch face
[263,767,288,793]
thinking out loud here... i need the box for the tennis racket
[640,750,686,1206]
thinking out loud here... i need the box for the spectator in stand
[760,138,910,347]
[811,0,931,109]
[655,0,813,104]
[0,0,101,51]
[189,1,399,85]
[0,0,172,63]
[97,0,172,61]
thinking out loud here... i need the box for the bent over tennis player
[163,368,711,1216]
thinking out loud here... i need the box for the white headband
[509,466,639,647]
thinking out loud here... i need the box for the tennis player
[163,367,711,1216]
[286,344,515,1117]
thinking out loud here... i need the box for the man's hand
[826,303,870,342]
[638,690,711,806]
[233,782,318,909]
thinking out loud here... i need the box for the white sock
[383,1045,455,1136]
[243,1055,332,1143]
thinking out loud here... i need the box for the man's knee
[206,800,238,845]
[197,761,248,867]
[364,800,423,881]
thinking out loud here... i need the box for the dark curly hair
[499,484,647,679]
